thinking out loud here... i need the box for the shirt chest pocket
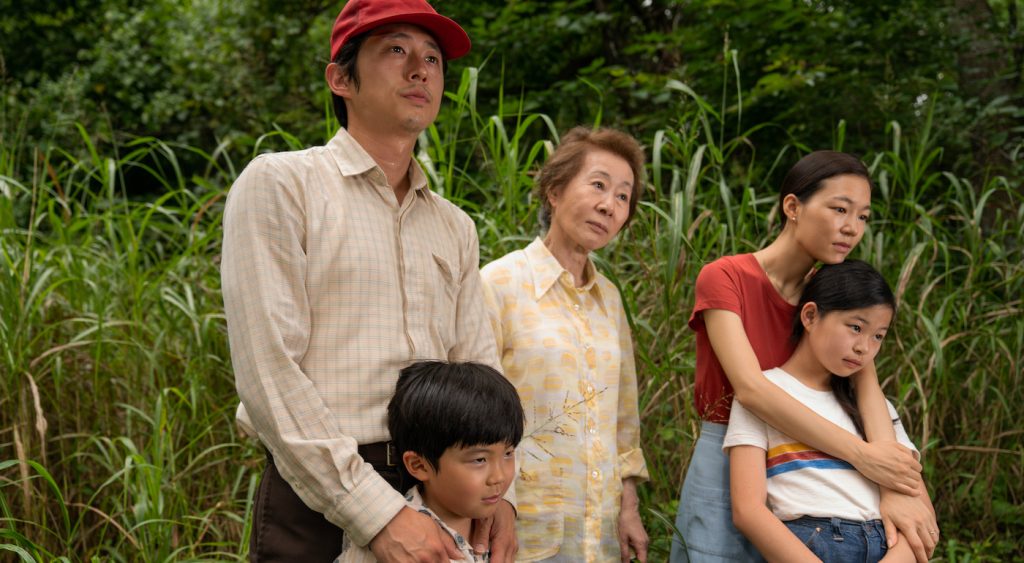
[431,253,461,347]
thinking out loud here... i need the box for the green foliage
[0,124,255,560]
[4,61,1021,559]
[446,0,1022,186]
[3,1,1023,558]
[3,0,1020,189]
[1,0,333,169]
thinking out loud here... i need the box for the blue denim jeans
[670,422,764,563]
[785,516,888,563]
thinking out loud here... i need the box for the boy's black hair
[387,361,524,481]
[792,259,896,437]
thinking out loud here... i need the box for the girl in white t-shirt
[725,260,936,562]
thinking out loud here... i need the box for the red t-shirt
[690,254,798,422]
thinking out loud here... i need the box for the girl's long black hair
[792,260,896,437]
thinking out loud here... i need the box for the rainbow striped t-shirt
[723,367,917,522]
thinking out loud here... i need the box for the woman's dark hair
[331,30,450,129]
[778,150,871,230]
[388,361,524,482]
[792,260,896,437]
[535,126,646,231]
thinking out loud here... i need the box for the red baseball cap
[330,0,471,61]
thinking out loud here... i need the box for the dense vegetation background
[2,0,1022,560]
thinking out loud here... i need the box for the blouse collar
[523,237,606,310]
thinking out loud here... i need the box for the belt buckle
[386,442,397,467]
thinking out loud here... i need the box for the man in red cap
[221,1,516,561]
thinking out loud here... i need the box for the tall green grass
[1,130,253,561]
[2,66,1021,560]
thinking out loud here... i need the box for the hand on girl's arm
[617,478,648,562]
[850,363,923,494]
[880,482,938,563]
[729,446,821,563]
[850,440,921,495]
[706,310,920,494]
[855,359,937,563]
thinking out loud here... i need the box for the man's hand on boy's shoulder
[371,506,464,562]
[470,500,517,563]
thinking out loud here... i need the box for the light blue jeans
[670,422,764,562]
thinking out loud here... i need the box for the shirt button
[591,470,600,479]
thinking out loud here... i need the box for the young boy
[336,361,524,562]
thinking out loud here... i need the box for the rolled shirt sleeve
[222,155,404,545]
[222,129,498,546]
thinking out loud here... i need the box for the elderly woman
[481,127,649,562]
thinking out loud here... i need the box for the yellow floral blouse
[481,238,649,562]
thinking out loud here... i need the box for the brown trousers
[249,450,410,562]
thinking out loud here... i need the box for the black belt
[358,441,398,467]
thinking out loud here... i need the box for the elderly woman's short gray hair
[535,126,646,230]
